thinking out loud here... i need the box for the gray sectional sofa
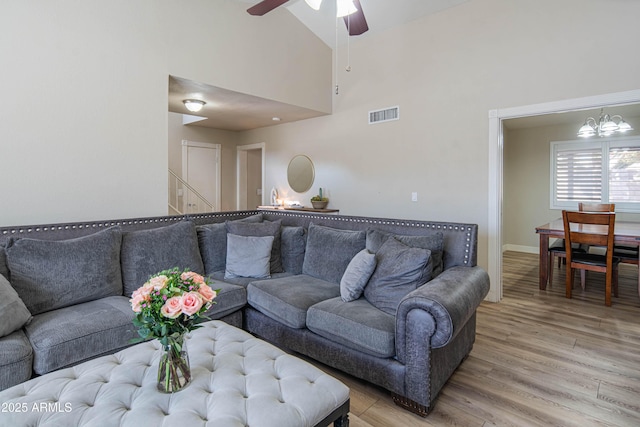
[0,210,489,416]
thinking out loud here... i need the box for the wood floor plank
[305,251,640,426]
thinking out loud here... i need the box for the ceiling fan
[247,0,369,36]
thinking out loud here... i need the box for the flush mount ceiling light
[183,99,206,113]
[578,108,634,138]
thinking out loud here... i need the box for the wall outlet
[411,192,418,202]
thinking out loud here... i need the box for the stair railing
[168,169,215,215]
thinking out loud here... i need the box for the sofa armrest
[395,266,489,361]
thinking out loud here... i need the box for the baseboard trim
[503,244,538,254]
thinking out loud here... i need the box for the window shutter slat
[555,148,602,202]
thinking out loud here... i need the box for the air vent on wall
[369,106,399,124]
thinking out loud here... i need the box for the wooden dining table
[535,218,640,291]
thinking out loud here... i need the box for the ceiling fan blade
[247,0,291,16]
[343,0,368,35]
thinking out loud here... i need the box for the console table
[0,321,350,427]
[258,206,340,214]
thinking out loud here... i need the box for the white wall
[0,0,330,227]
[0,0,167,226]
[238,0,640,272]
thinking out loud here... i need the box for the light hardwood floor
[312,251,640,426]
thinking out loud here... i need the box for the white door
[182,140,220,213]
[237,143,265,210]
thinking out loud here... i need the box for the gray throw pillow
[121,221,204,297]
[340,249,377,302]
[226,220,283,273]
[366,229,444,277]
[5,226,123,315]
[196,214,264,275]
[281,226,306,274]
[0,274,32,338]
[364,237,431,315]
[302,223,366,285]
[225,234,274,279]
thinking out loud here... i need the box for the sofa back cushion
[302,223,366,284]
[197,222,227,275]
[5,226,123,315]
[197,214,264,275]
[364,237,431,315]
[121,221,203,297]
[280,226,306,274]
[226,219,283,273]
[0,274,32,338]
[366,228,444,276]
[0,244,7,280]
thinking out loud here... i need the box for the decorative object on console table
[129,269,219,393]
[270,187,279,206]
[311,187,329,209]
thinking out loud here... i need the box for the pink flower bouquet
[130,268,218,392]
[130,268,218,344]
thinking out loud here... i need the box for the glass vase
[157,334,191,393]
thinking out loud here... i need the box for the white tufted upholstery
[0,321,350,427]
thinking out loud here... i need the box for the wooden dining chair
[547,203,615,287]
[577,202,615,213]
[578,203,640,293]
[562,210,621,306]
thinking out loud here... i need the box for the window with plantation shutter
[555,147,602,202]
[609,146,640,203]
[551,137,640,213]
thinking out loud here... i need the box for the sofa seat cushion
[6,226,123,315]
[209,270,294,288]
[121,221,204,297]
[306,297,395,358]
[24,296,138,375]
[247,275,340,329]
[201,281,247,320]
[0,330,33,391]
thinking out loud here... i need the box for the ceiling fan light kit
[336,0,357,18]
[304,0,322,11]
[248,0,367,35]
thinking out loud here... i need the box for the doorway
[237,143,265,210]
[181,140,221,213]
[488,89,640,303]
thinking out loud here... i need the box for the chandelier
[577,108,633,138]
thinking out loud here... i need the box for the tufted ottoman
[0,321,350,427]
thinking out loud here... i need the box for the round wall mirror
[287,155,315,193]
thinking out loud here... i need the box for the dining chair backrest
[562,211,616,257]
[578,202,615,213]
